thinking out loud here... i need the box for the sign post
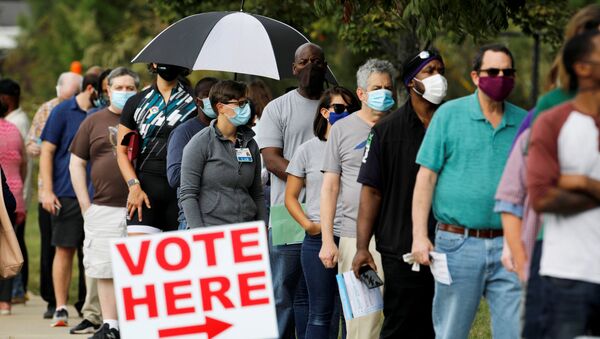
[111,222,278,339]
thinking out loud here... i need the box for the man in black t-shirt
[352,50,447,338]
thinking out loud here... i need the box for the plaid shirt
[27,97,60,145]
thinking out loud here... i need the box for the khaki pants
[82,276,102,324]
[338,237,384,339]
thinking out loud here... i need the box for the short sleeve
[40,106,64,145]
[119,92,142,130]
[527,111,563,206]
[322,124,342,174]
[286,142,308,178]
[357,129,382,190]
[70,117,92,160]
[493,200,524,218]
[256,100,283,149]
[416,108,447,172]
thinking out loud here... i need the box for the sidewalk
[0,294,81,339]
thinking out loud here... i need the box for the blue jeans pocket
[435,230,467,253]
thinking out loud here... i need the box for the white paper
[402,252,421,272]
[430,251,452,285]
[336,271,383,321]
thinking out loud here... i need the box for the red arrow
[158,317,233,338]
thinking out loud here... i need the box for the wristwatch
[127,178,140,188]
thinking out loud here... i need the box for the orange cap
[70,61,83,74]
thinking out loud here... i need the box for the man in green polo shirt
[411,44,526,339]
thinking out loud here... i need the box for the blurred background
[0,1,596,336]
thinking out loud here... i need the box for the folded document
[402,251,452,285]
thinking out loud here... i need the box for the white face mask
[413,74,448,105]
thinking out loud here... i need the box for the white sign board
[111,222,277,339]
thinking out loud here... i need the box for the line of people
[2,4,599,339]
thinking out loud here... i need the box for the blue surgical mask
[111,90,136,110]
[226,103,251,127]
[366,89,395,112]
[201,97,216,118]
[328,111,350,125]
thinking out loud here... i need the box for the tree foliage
[5,0,597,111]
[147,0,592,85]
[3,0,163,104]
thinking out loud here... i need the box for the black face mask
[156,64,182,82]
[297,63,326,96]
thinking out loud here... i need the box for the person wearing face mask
[411,44,526,339]
[285,86,359,339]
[320,59,397,339]
[350,50,446,339]
[39,74,99,327]
[257,42,328,339]
[88,68,112,115]
[69,67,140,339]
[166,77,219,230]
[179,80,266,228]
[116,63,196,236]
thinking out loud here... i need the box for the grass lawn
[22,175,491,337]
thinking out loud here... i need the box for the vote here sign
[110,222,277,339]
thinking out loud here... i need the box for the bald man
[26,71,83,319]
[257,43,333,339]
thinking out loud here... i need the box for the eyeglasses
[225,100,249,108]
[479,68,516,77]
[330,104,349,114]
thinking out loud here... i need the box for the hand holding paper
[403,251,452,285]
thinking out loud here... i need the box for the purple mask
[478,76,515,102]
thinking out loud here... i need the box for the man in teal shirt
[411,44,526,339]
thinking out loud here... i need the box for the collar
[211,120,255,143]
[5,107,25,118]
[399,99,428,128]
[68,96,85,113]
[150,81,185,96]
[468,90,519,127]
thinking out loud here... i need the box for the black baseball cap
[402,50,444,86]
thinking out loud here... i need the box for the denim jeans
[523,240,545,339]
[12,221,27,298]
[178,220,188,231]
[269,228,308,339]
[541,276,600,339]
[432,230,521,339]
[301,233,342,339]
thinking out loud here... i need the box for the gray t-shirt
[286,137,342,236]
[257,89,319,218]
[322,113,372,237]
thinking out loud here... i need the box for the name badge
[236,148,253,162]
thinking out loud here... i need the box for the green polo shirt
[416,91,526,230]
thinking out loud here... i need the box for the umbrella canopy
[132,11,337,83]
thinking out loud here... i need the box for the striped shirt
[120,82,197,176]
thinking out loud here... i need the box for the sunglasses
[479,68,516,77]
[330,104,350,114]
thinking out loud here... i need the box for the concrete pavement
[0,294,83,339]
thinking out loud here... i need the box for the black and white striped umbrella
[132,11,337,82]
